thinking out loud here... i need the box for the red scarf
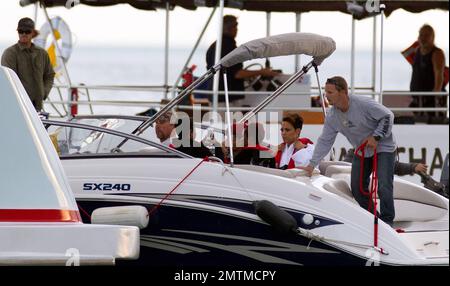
[275,138,313,169]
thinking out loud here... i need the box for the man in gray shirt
[1,17,55,111]
[302,76,396,226]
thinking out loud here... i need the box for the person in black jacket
[174,117,213,159]
[206,15,279,104]
[343,148,427,176]
[215,122,275,167]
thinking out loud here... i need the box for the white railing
[46,84,449,118]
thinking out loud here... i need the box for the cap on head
[17,17,35,31]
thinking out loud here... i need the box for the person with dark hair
[1,17,55,111]
[410,24,447,123]
[302,76,397,226]
[213,122,275,167]
[174,117,213,159]
[235,122,275,167]
[274,113,314,169]
[206,15,279,105]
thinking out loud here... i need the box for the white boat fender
[302,214,314,225]
[254,200,298,235]
[91,206,149,229]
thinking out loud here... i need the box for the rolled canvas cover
[220,33,336,68]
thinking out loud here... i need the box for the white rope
[296,228,389,255]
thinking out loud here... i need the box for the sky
[0,0,448,52]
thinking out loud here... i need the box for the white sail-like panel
[0,67,77,213]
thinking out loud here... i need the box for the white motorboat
[43,33,449,266]
[0,66,141,265]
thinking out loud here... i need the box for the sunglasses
[18,29,32,35]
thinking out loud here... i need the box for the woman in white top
[275,114,314,169]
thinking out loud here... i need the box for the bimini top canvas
[220,32,336,68]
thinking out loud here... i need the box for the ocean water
[65,46,409,88]
[0,43,447,115]
[45,45,441,115]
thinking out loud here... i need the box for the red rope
[371,150,379,247]
[354,142,379,247]
[148,157,209,217]
[77,203,91,222]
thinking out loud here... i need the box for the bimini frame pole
[212,0,225,118]
[223,71,234,167]
[313,63,327,117]
[240,60,315,123]
[133,66,220,134]
[113,65,220,149]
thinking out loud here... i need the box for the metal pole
[266,12,271,67]
[212,0,225,119]
[295,13,301,72]
[379,5,385,105]
[313,64,327,117]
[42,4,73,116]
[350,16,356,96]
[131,66,220,138]
[163,2,170,99]
[223,72,234,167]
[371,16,377,97]
[33,2,38,23]
[240,61,314,123]
[113,67,220,150]
[171,7,217,98]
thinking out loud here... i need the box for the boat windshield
[68,115,227,149]
[69,116,157,142]
[43,120,188,158]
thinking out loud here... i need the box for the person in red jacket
[238,121,275,167]
[275,114,314,169]
[216,121,275,167]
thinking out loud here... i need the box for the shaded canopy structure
[23,0,449,18]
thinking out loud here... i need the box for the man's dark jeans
[351,151,396,225]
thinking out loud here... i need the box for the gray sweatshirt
[309,95,396,167]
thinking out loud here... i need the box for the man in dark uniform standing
[410,24,447,123]
[206,15,278,105]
